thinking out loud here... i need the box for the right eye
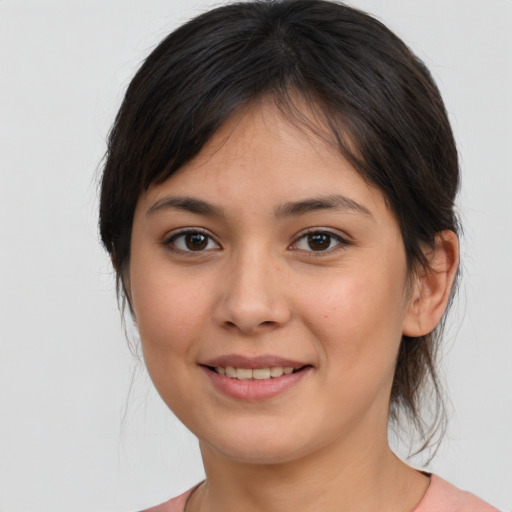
[164,230,220,253]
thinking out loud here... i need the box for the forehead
[141,102,384,211]
[133,101,400,237]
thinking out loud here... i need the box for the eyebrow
[274,194,373,218]
[146,194,372,219]
[146,196,225,218]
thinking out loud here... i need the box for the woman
[99,1,500,510]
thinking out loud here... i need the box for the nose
[213,247,292,335]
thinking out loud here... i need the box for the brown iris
[307,233,332,251]
[185,232,208,250]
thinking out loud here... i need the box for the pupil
[308,233,330,251]
[185,233,208,250]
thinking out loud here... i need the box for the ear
[402,230,459,337]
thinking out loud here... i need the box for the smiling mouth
[207,366,307,380]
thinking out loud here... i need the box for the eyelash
[161,228,351,256]
[290,228,351,256]
[162,228,220,255]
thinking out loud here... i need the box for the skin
[128,100,458,512]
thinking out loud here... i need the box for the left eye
[167,231,220,252]
[292,231,345,252]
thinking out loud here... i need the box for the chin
[197,419,323,466]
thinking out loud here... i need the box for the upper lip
[201,354,310,369]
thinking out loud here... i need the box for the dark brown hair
[100,0,460,455]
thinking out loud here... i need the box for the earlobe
[402,230,459,337]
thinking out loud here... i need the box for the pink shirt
[140,475,500,512]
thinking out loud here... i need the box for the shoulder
[138,483,202,512]
[414,474,501,512]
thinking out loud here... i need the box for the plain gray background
[0,1,511,511]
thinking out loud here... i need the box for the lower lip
[200,366,312,401]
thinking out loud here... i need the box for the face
[128,101,416,465]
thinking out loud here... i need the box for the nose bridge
[215,240,290,333]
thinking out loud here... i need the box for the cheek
[301,266,408,370]
[300,270,408,425]
[130,260,211,363]
[129,264,216,416]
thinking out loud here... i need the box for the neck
[188,430,429,512]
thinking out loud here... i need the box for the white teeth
[270,367,284,377]
[225,366,236,378]
[252,368,271,380]
[236,368,253,380]
[214,366,300,380]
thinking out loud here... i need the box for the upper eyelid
[289,228,352,254]
[164,227,216,241]
[292,227,351,242]
[163,227,221,250]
